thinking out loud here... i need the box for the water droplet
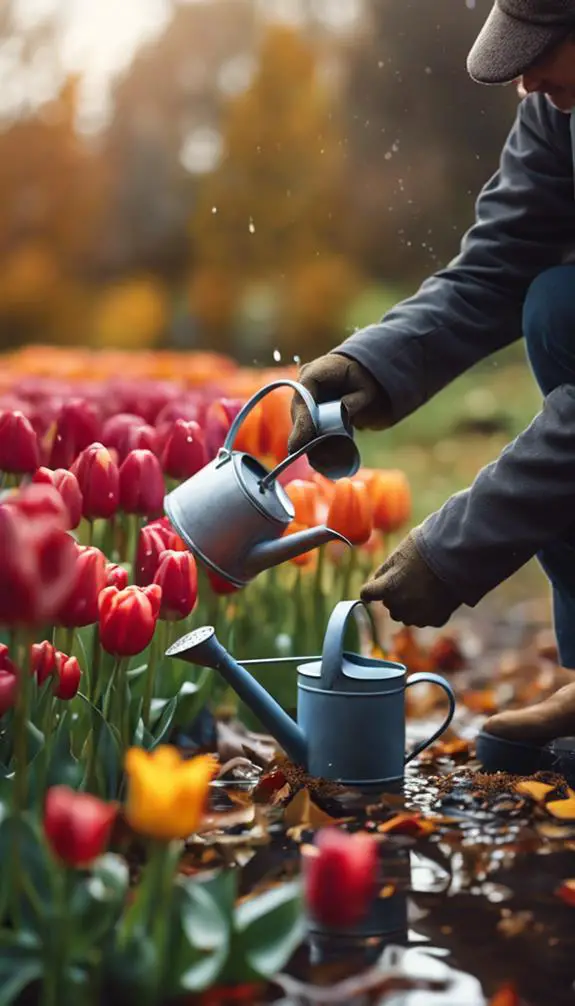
[273,349,281,362]
[211,206,218,214]
[248,218,255,234]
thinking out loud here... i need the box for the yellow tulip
[124,746,217,841]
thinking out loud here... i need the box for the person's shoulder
[517,93,572,144]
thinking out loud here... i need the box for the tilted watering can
[163,379,360,587]
[166,600,456,787]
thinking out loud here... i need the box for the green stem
[341,548,359,602]
[11,630,34,929]
[89,625,102,704]
[130,515,143,583]
[41,865,70,1006]
[142,623,164,730]
[87,520,94,547]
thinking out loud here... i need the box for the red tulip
[303,829,378,929]
[0,501,77,625]
[49,400,102,470]
[32,468,83,529]
[161,420,207,480]
[153,550,198,620]
[31,640,57,686]
[5,482,70,527]
[71,444,119,521]
[57,545,107,628]
[207,568,240,596]
[147,517,184,550]
[0,410,39,473]
[99,584,162,656]
[53,651,81,700]
[135,525,168,586]
[0,644,18,715]
[101,413,155,463]
[44,786,117,866]
[204,399,242,459]
[119,449,165,518]
[105,563,129,590]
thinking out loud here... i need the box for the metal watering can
[166,600,456,787]
[163,379,360,587]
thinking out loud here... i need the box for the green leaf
[172,670,214,729]
[68,854,129,956]
[46,711,82,790]
[0,816,52,931]
[76,693,122,799]
[149,696,178,749]
[25,720,45,762]
[126,664,147,682]
[170,879,230,994]
[103,931,158,999]
[233,881,305,981]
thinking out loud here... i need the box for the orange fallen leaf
[556,879,575,907]
[546,798,575,820]
[515,780,554,802]
[379,884,396,899]
[461,689,499,714]
[283,788,340,834]
[378,812,436,837]
[489,984,520,1006]
[420,737,471,761]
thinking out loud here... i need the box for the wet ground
[184,598,575,1005]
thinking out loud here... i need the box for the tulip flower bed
[0,346,572,1006]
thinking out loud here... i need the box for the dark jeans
[523,264,575,668]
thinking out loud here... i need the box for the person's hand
[288,353,392,466]
[360,532,462,628]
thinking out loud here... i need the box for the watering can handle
[320,600,378,691]
[222,380,319,456]
[404,673,456,764]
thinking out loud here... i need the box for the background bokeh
[0,0,546,601]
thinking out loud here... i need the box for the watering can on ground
[166,600,456,787]
[163,379,360,587]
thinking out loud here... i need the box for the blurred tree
[190,24,358,357]
[0,76,110,345]
[92,275,169,349]
[344,0,518,285]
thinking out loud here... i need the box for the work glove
[360,531,462,628]
[288,353,392,468]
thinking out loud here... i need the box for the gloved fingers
[287,401,317,455]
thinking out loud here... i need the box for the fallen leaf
[489,984,520,1006]
[515,780,554,802]
[556,879,575,907]
[378,813,436,837]
[420,737,472,761]
[461,689,499,714]
[379,884,396,899]
[284,787,340,837]
[252,767,288,803]
[546,798,575,820]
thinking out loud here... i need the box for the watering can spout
[166,627,308,767]
[245,525,351,578]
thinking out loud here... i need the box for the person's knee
[523,265,575,362]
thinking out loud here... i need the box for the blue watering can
[167,600,456,787]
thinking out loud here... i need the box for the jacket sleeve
[413,386,575,606]
[334,95,575,424]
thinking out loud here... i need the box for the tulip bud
[327,479,373,546]
[49,400,102,470]
[135,525,168,586]
[153,550,198,620]
[57,545,107,628]
[53,651,81,700]
[32,467,83,530]
[206,568,240,596]
[102,413,155,463]
[370,470,412,533]
[0,502,77,625]
[99,584,162,656]
[119,449,165,518]
[147,516,185,550]
[105,563,129,590]
[204,399,243,459]
[71,443,119,521]
[286,480,318,527]
[303,828,378,929]
[161,420,207,480]
[44,786,117,866]
[0,644,18,715]
[5,482,70,527]
[31,640,57,686]
[0,410,39,474]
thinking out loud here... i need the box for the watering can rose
[124,746,217,841]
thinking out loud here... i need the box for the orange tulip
[259,386,292,461]
[326,479,372,546]
[286,480,318,527]
[283,522,316,568]
[233,401,263,457]
[370,470,411,533]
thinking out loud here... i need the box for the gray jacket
[336,93,575,606]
